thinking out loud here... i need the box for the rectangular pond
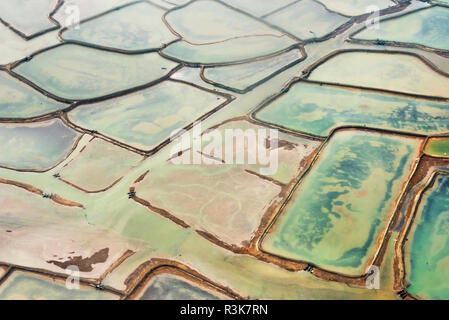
[406,173,449,299]
[262,130,422,275]
[254,81,449,137]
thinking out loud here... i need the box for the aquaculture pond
[265,0,348,40]
[134,163,283,246]
[309,52,449,98]
[0,21,59,65]
[203,49,303,92]
[62,2,177,51]
[130,118,321,247]
[353,6,449,51]
[161,0,295,64]
[136,273,227,300]
[424,138,449,158]
[198,119,321,184]
[165,0,282,44]
[317,0,395,16]
[2,0,449,302]
[262,130,422,275]
[254,81,449,136]
[68,80,227,151]
[0,119,79,171]
[0,272,118,300]
[0,72,65,119]
[162,34,296,65]
[222,0,297,18]
[52,0,136,25]
[13,44,178,101]
[0,182,134,278]
[58,138,143,192]
[406,174,449,299]
[0,0,57,37]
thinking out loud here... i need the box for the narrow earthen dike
[0,178,84,208]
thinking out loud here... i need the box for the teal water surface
[0,119,78,170]
[408,174,449,299]
[255,82,449,136]
[139,274,225,300]
[354,6,449,51]
[263,130,421,275]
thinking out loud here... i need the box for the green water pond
[223,0,296,17]
[204,49,302,92]
[354,6,449,51]
[0,72,65,119]
[262,130,421,275]
[0,0,56,37]
[162,35,295,65]
[68,81,226,151]
[62,2,177,51]
[407,174,449,299]
[14,44,178,101]
[165,0,281,44]
[0,119,79,171]
[265,0,348,40]
[424,138,449,157]
[0,272,117,300]
[254,81,449,136]
[138,274,226,300]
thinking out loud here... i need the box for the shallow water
[0,272,118,300]
[68,80,226,151]
[0,24,59,65]
[0,0,443,300]
[433,0,449,5]
[0,182,134,278]
[203,49,303,92]
[62,2,177,51]
[223,0,296,17]
[0,119,78,171]
[102,200,399,299]
[254,81,449,136]
[137,274,226,300]
[317,0,395,16]
[309,51,449,98]
[0,72,65,119]
[354,7,449,51]
[58,138,143,192]
[135,163,282,246]
[14,44,178,101]
[424,138,449,157]
[162,35,296,65]
[52,0,135,25]
[263,130,421,275]
[265,0,348,40]
[407,174,449,299]
[199,119,321,184]
[0,0,57,37]
[165,0,281,44]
